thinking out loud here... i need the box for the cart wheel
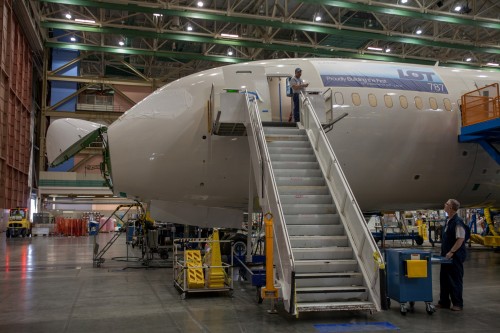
[426,303,436,315]
[415,235,424,245]
[409,301,415,312]
[400,304,407,315]
[256,287,263,304]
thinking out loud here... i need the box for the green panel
[39,179,108,187]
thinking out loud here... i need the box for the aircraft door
[267,76,292,123]
[222,66,272,121]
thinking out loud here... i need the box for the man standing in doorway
[290,68,308,122]
[437,199,467,311]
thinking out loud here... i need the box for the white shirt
[290,76,305,93]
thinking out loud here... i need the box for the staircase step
[279,186,329,195]
[296,286,367,293]
[295,272,362,279]
[295,286,368,303]
[282,204,336,215]
[270,154,317,162]
[272,161,319,170]
[267,140,311,148]
[296,301,375,313]
[285,214,340,225]
[280,194,332,205]
[276,177,325,186]
[293,247,353,260]
[295,259,358,273]
[266,134,308,142]
[295,273,363,288]
[290,235,348,247]
[274,169,323,178]
[287,224,344,236]
[269,147,313,155]
[263,127,306,135]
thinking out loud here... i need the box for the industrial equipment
[6,208,32,238]
[385,248,435,315]
[173,230,233,299]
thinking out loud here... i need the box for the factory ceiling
[24,0,500,84]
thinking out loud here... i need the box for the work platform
[459,83,500,164]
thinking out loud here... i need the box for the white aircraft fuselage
[47,59,500,227]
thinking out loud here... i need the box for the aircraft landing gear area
[385,249,436,316]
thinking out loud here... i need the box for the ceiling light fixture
[187,25,193,31]
[415,27,423,35]
[367,46,383,51]
[385,47,391,53]
[227,48,234,56]
[153,13,163,17]
[314,13,322,22]
[118,40,125,46]
[486,62,499,67]
[75,18,96,24]
[65,13,72,19]
[70,36,76,42]
[221,33,239,38]
[465,57,472,62]
[197,1,204,7]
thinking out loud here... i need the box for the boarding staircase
[243,91,383,315]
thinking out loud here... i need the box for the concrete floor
[1,233,499,333]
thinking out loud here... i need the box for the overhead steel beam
[41,19,500,56]
[44,40,500,72]
[45,41,247,64]
[45,110,123,122]
[39,0,500,30]
[300,0,500,30]
[47,72,154,86]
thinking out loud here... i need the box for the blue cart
[234,255,266,303]
[385,248,436,315]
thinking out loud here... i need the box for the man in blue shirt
[437,199,466,311]
[290,68,308,122]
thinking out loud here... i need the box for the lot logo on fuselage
[397,69,436,82]
[312,61,449,94]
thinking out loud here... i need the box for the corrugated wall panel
[0,0,32,209]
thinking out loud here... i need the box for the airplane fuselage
[102,59,499,224]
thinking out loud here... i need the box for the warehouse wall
[0,0,33,210]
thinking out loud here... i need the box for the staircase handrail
[299,92,383,311]
[243,91,295,311]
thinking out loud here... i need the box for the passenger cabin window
[443,98,452,111]
[384,95,393,108]
[352,93,361,106]
[368,93,377,107]
[399,96,408,109]
[414,96,423,110]
[429,97,438,110]
[334,92,344,105]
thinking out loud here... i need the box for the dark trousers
[439,257,464,307]
[293,93,300,122]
